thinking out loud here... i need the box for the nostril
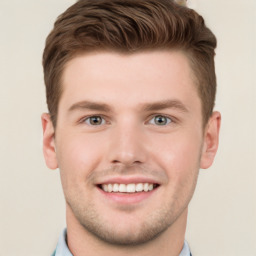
[112,160,120,164]
[109,147,146,166]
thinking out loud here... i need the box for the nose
[107,122,147,166]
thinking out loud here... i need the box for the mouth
[98,183,159,193]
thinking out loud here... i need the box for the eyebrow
[68,99,189,113]
[68,101,112,112]
[142,99,189,113]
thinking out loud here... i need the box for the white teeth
[108,184,113,193]
[119,184,126,193]
[113,183,119,192]
[126,184,136,192]
[144,183,149,192]
[136,183,143,192]
[101,183,156,193]
[102,184,108,192]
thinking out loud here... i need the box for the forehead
[60,50,200,112]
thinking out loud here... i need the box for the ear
[41,113,58,169]
[200,111,221,169]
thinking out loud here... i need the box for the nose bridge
[108,118,147,166]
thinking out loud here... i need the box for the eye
[149,115,172,126]
[84,116,106,126]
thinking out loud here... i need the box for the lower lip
[97,187,158,204]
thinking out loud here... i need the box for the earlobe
[200,111,221,169]
[41,113,58,170]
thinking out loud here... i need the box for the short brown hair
[43,0,217,127]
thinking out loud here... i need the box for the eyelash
[80,114,175,127]
[80,115,108,126]
[148,115,173,126]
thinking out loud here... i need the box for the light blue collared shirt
[53,229,191,256]
[53,229,72,256]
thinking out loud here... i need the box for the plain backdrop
[0,0,255,255]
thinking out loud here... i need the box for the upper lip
[96,175,161,185]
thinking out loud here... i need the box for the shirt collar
[55,229,191,256]
[179,240,192,256]
[55,229,73,256]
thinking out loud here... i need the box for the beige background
[0,0,255,255]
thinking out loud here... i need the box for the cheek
[151,130,203,179]
[56,134,105,187]
[152,131,202,207]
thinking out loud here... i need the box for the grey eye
[85,116,106,125]
[149,115,171,126]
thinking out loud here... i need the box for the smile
[100,183,158,193]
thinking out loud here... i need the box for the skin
[42,50,221,256]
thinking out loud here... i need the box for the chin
[81,220,170,246]
[71,202,183,246]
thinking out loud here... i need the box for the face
[42,50,220,245]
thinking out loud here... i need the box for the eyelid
[77,113,177,126]
[147,114,175,125]
[79,115,109,125]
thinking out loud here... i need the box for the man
[41,0,221,255]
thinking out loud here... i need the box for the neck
[66,205,188,256]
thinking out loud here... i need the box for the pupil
[90,116,101,125]
[155,116,166,125]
